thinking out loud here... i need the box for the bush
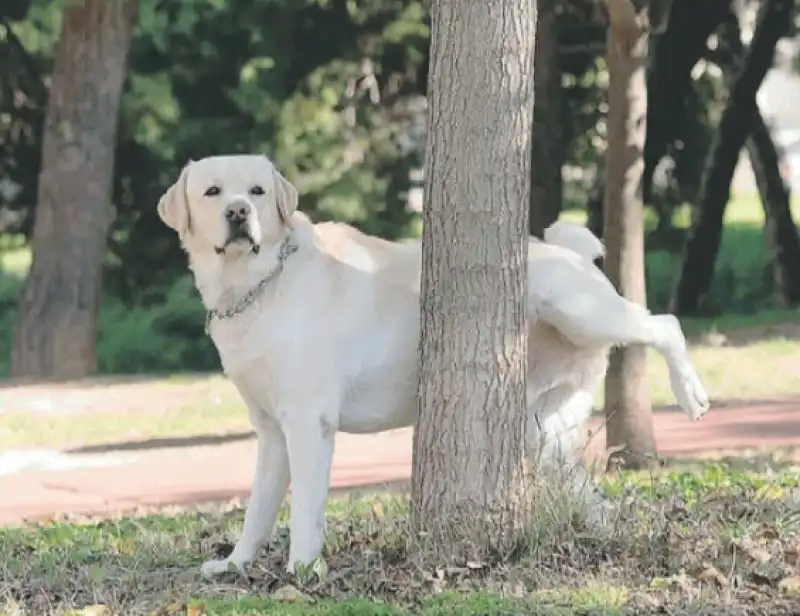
[96,275,219,374]
[0,273,219,378]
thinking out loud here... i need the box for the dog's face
[157,155,298,256]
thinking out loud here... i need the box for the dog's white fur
[157,155,710,578]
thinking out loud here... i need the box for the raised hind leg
[536,279,710,420]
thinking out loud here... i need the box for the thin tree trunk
[643,0,730,202]
[530,0,563,238]
[412,0,536,558]
[749,113,800,306]
[671,0,793,315]
[10,0,140,380]
[602,0,656,470]
[714,10,800,306]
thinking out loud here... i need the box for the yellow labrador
[157,155,710,578]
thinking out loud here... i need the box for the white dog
[156,155,710,578]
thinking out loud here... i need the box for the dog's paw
[670,366,710,421]
[201,556,247,579]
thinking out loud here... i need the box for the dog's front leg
[282,411,337,573]
[201,414,289,579]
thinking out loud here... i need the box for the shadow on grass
[64,430,256,454]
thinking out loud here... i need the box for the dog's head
[157,155,298,257]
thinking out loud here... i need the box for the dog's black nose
[225,203,249,224]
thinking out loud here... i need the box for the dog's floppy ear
[157,160,193,238]
[272,165,298,230]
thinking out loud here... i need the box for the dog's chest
[208,313,271,376]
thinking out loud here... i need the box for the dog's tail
[544,221,605,262]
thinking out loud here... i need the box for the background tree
[710,7,800,307]
[10,0,141,379]
[601,0,656,469]
[412,0,535,556]
[529,0,563,237]
[671,0,795,315]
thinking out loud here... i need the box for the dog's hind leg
[528,388,611,527]
[536,283,710,421]
[201,411,290,578]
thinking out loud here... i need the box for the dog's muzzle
[216,201,259,255]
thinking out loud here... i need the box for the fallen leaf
[758,524,780,540]
[116,539,137,555]
[371,502,385,518]
[785,547,800,566]
[186,605,206,616]
[778,576,800,596]
[272,585,309,602]
[742,548,772,565]
[696,565,728,587]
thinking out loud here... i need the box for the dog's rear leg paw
[201,556,248,579]
[670,366,710,421]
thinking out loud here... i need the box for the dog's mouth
[215,228,260,255]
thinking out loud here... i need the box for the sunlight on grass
[0,235,30,276]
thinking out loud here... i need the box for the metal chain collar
[205,235,298,334]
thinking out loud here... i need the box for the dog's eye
[250,185,265,196]
[204,185,221,197]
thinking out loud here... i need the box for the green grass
[3,463,800,615]
[0,377,245,450]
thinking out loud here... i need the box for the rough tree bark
[11,0,140,379]
[529,0,563,238]
[671,0,794,315]
[602,0,656,470]
[412,0,536,558]
[714,10,800,306]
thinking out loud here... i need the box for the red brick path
[1,399,799,525]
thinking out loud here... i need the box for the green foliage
[96,275,218,374]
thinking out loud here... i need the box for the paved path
[2,399,799,525]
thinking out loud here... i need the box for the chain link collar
[205,235,298,334]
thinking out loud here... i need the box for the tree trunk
[412,0,535,559]
[643,0,730,202]
[749,113,800,306]
[714,10,800,307]
[529,0,563,238]
[670,0,793,315]
[11,0,140,379]
[602,0,656,470]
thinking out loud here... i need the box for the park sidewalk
[1,399,799,525]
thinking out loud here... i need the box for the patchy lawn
[2,463,800,615]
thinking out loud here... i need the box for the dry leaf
[696,565,728,587]
[785,547,800,566]
[186,605,206,616]
[466,560,486,570]
[758,524,780,540]
[272,584,310,602]
[738,542,772,565]
[778,576,800,596]
[371,502,385,518]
